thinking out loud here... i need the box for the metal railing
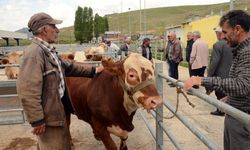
[139,62,250,150]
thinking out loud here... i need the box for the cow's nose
[149,96,163,108]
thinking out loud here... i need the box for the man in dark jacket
[166,33,183,82]
[207,26,233,116]
[119,37,131,59]
[186,32,194,76]
[138,38,152,61]
[17,12,103,150]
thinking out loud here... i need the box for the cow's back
[66,71,135,131]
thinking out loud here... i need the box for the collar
[33,37,57,53]
[232,37,250,57]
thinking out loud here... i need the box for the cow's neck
[123,93,138,115]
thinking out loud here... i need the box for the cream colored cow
[1,51,23,80]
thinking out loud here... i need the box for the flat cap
[213,26,222,32]
[28,12,62,33]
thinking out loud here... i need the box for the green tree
[104,17,109,32]
[82,7,88,43]
[87,7,93,42]
[94,13,101,39]
[74,6,84,44]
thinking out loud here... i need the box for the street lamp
[230,0,234,11]
[128,8,131,37]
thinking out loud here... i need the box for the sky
[0,0,230,31]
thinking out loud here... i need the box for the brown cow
[1,51,23,79]
[59,51,75,61]
[66,53,162,150]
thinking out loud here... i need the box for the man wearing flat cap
[17,12,103,149]
[206,26,233,116]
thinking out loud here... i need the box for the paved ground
[0,59,224,150]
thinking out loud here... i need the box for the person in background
[119,37,131,60]
[165,32,183,86]
[165,35,172,80]
[105,40,119,60]
[17,12,103,150]
[189,31,209,88]
[207,26,233,116]
[185,32,194,77]
[184,10,250,150]
[138,38,153,62]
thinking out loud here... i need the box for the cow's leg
[92,118,117,150]
[65,113,74,149]
[107,125,128,150]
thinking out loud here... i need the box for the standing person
[185,32,194,77]
[16,12,103,150]
[105,40,119,60]
[165,35,172,79]
[207,26,233,116]
[190,31,209,88]
[165,32,183,85]
[138,37,152,61]
[184,10,250,150]
[119,37,131,59]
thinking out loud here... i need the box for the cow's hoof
[119,140,127,150]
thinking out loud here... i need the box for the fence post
[155,63,163,150]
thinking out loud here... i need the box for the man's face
[169,34,175,41]
[145,40,150,47]
[187,33,193,41]
[221,21,239,47]
[215,31,222,40]
[44,24,59,44]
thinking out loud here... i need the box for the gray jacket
[208,39,233,78]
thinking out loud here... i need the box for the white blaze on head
[123,53,154,87]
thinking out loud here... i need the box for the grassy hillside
[58,0,250,43]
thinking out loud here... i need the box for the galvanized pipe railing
[159,73,250,125]
[0,64,20,67]
[150,110,183,150]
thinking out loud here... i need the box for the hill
[58,0,250,43]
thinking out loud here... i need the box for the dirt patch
[3,137,36,150]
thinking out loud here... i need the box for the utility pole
[128,8,131,37]
[144,0,147,36]
[230,0,234,11]
[140,0,142,35]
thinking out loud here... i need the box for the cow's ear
[68,54,75,60]
[1,59,9,64]
[102,58,121,75]
[101,57,114,68]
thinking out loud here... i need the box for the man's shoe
[210,110,225,116]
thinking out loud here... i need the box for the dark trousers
[166,59,172,77]
[169,60,179,80]
[190,66,206,77]
[188,63,191,77]
[224,115,250,150]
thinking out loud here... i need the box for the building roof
[0,30,28,39]
[104,31,121,35]
[165,25,182,30]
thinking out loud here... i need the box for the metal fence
[139,62,250,150]
[2,59,250,149]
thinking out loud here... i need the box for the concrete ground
[0,59,224,150]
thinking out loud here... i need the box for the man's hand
[184,76,203,90]
[32,123,46,135]
[96,64,104,73]
[220,96,228,103]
